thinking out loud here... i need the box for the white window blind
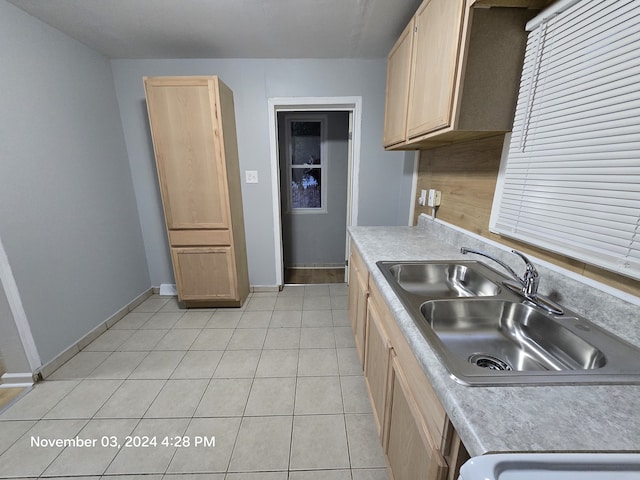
[490,0,640,281]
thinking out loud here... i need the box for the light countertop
[349,222,640,457]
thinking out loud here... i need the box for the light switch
[245,170,258,184]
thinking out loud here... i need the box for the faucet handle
[510,250,538,274]
[510,250,539,295]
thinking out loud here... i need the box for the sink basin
[377,260,640,385]
[380,261,501,299]
[459,453,640,480]
[421,300,606,372]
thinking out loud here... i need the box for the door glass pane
[291,168,321,209]
[291,121,321,165]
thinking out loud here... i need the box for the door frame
[0,234,41,374]
[268,97,362,287]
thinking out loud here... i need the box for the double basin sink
[377,260,640,386]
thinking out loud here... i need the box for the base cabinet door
[348,247,369,365]
[171,247,236,301]
[385,355,448,480]
[364,296,392,435]
[354,269,368,363]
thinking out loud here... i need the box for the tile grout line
[223,314,262,475]
[0,286,388,479]
[96,298,181,477]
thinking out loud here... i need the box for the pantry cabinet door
[145,79,230,229]
[171,247,237,301]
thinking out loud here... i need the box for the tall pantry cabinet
[143,76,249,307]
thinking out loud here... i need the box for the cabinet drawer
[169,229,231,246]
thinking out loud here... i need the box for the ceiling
[7,0,423,59]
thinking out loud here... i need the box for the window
[490,0,640,280]
[285,115,327,213]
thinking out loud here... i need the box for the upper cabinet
[383,19,414,147]
[384,0,543,150]
[407,0,465,139]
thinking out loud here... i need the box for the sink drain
[469,353,513,371]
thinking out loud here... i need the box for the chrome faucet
[460,246,563,315]
[460,247,540,298]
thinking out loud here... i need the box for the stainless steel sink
[385,262,500,298]
[377,260,640,386]
[422,300,606,372]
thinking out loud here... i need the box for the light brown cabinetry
[383,19,414,147]
[386,354,448,480]
[348,246,369,365]
[383,0,538,150]
[144,76,249,306]
[364,292,392,434]
[348,241,469,480]
[406,0,465,139]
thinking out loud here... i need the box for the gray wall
[399,151,418,225]
[279,111,350,267]
[0,1,150,365]
[111,58,414,287]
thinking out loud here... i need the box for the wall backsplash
[413,135,640,297]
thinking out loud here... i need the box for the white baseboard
[1,372,34,387]
[159,284,177,296]
[251,285,280,293]
[37,287,153,379]
[286,264,345,269]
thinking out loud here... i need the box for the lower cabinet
[386,353,448,480]
[171,247,237,302]
[349,246,369,365]
[349,241,469,480]
[364,294,392,434]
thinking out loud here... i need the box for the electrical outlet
[418,189,427,206]
[428,189,442,207]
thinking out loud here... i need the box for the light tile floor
[0,285,389,480]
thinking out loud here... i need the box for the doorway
[268,97,362,287]
[278,111,349,284]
